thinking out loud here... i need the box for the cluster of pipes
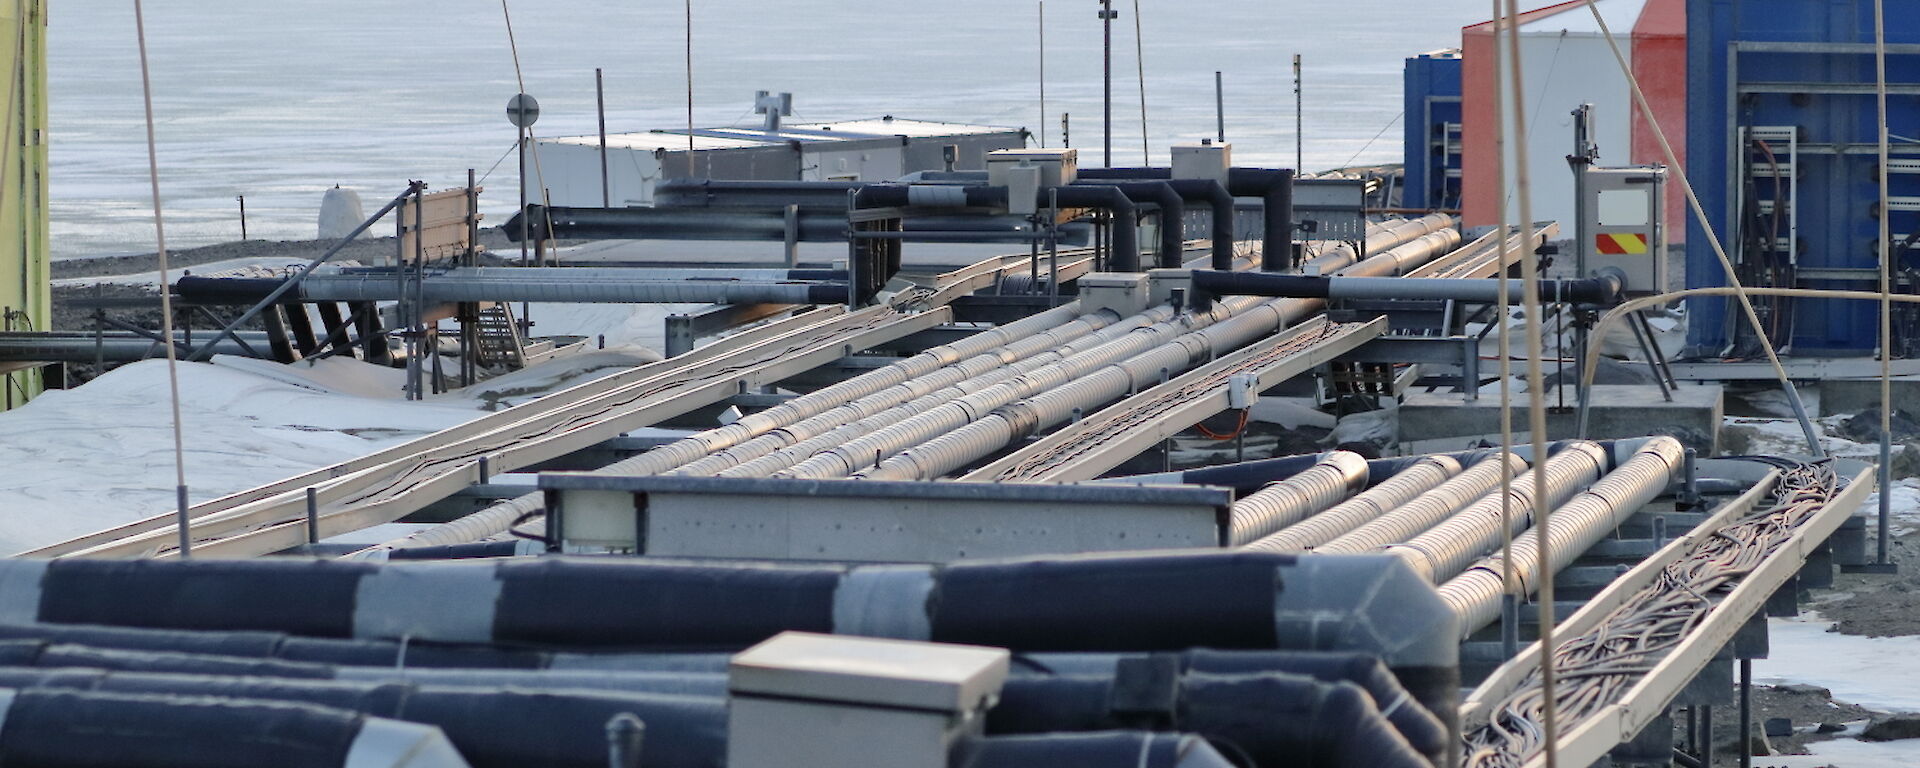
[355,215,1458,556]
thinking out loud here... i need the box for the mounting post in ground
[236,195,247,241]
[1099,0,1115,167]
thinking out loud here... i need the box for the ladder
[470,303,526,369]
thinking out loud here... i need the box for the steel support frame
[663,303,797,357]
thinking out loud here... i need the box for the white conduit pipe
[608,302,1086,476]
[780,300,1247,479]
[1317,453,1530,555]
[1300,213,1455,275]
[1437,436,1684,635]
[678,306,1143,476]
[1243,454,1464,552]
[1224,452,1371,546]
[858,226,1464,482]
[1384,441,1611,584]
[710,305,1185,478]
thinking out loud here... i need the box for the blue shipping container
[1687,0,1920,356]
[1403,50,1463,212]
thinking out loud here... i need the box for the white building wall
[1497,5,1638,230]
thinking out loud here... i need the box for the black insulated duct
[1186,269,1626,308]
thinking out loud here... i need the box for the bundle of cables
[1461,456,1841,767]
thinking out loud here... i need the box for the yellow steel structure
[0,0,44,410]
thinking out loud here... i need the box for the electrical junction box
[987,148,1077,189]
[728,631,1010,768]
[1171,141,1232,186]
[1147,268,1194,308]
[1079,272,1150,318]
[1002,163,1041,216]
[1580,165,1667,295]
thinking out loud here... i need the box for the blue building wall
[1687,0,1920,355]
[1403,51,1463,211]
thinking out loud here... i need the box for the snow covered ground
[0,346,659,555]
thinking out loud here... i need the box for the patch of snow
[1859,477,1920,537]
[1799,738,1920,767]
[1735,385,1823,419]
[50,257,367,288]
[1247,397,1335,431]
[1756,611,1920,713]
[0,347,660,555]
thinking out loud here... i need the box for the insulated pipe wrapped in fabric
[988,673,1431,768]
[0,623,545,670]
[958,732,1236,768]
[1047,185,1142,272]
[1383,441,1612,584]
[1244,454,1463,552]
[1225,451,1370,546]
[1317,452,1531,555]
[5,552,1454,668]
[0,669,727,768]
[1437,436,1684,635]
[0,688,468,768]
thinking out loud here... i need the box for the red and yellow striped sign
[1596,233,1649,255]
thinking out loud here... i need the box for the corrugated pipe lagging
[1317,452,1532,555]
[1437,436,1685,635]
[685,305,1136,477]
[779,303,1224,479]
[1243,454,1463,552]
[1226,451,1370,546]
[1383,441,1612,584]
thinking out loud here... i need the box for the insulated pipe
[1382,441,1612,583]
[0,689,467,768]
[355,305,1098,555]
[780,301,1219,480]
[1438,436,1684,635]
[1188,269,1625,306]
[959,732,1237,768]
[614,302,1085,477]
[1224,451,1370,546]
[1048,184,1141,272]
[1319,453,1532,555]
[696,306,1158,478]
[1075,181,1185,268]
[505,203,1052,242]
[6,552,1457,668]
[1078,168,1287,271]
[1164,179,1239,270]
[1226,168,1295,271]
[1244,454,1464,552]
[1299,213,1455,275]
[653,178,864,209]
[859,219,1464,482]
[185,270,850,306]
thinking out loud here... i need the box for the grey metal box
[1171,142,1231,186]
[1079,272,1150,318]
[987,148,1078,188]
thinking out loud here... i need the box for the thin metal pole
[1061,112,1070,149]
[1293,54,1303,172]
[1038,1,1046,148]
[1100,0,1113,167]
[1740,658,1753,768]
[1214,71,1225,144]
[134,0,191,558]
[1048,187,1060,303]
[236,194,247,241]
[1132,0,1147,164]
[1875,0,1896,567]
[518,129,528,265]
[596,67,610,208]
